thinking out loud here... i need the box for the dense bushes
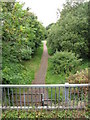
[46,1,89,78]
[2,2,46,84]
[47,2,89,58]
[2,2,46,60]
[67,68,88,84]
[50,51,82,75]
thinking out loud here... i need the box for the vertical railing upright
[41,93,44,106]
[65,83,69,107]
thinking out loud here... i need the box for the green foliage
[67,68,88,84]
[47,2,89,58]
[46,23,55,30]
[2,62,23,84]
[50,51,82,75]
[46,58,66,84]
[46,2,89,85]
[2,2,46,60]
[2,44,43,84]
[21,47,32,60]
[1,109,89,119]
[2,2,46,84]
[46,57,88,101]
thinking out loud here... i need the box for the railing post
[41,93,44,106]
[65,83,69,107]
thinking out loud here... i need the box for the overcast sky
[17,0,66,27]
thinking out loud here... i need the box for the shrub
[20,47,32,60]
[50,51,82,75]
[67,68,88,84]
[67,68,88,96]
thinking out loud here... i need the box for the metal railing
[0,83,89,110]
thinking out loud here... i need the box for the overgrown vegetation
[67,68,88,84]
[2,2,46,84]
[50,51,82,75]
[46,1,89,84]
[46,58,89,85]
[1,0,89,119]
[46,58,66,84]
[22,44,43,84]
[1,109,90,119]
[47,2,89,58]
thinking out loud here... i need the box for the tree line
[47,1,89,75]
[2,2,46,84]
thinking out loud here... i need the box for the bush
[67,68,88,95]
[67,68,88,84]
[50,51,82,75]
[20,47,32,60]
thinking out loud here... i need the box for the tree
[47,1,89,58]
[2,2,46,84]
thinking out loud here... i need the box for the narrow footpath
[31,41,49,106]
[22,41,49,106]
[32,41,48,84]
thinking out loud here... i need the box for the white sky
[17,0,66,27]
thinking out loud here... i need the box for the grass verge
[46,58,89,84]
[46,58,66,84]
[45,57,89,100]
[22,43,43,84]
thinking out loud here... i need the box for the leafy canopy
[47,1,89,58]
[2,2,47,84]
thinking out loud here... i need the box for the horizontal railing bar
[1,106,86,110]
[1,83,88,110]
[0,84,89,88]
[13,93,43,95]
[10,100,57,103]
[17,101,42,103]
[44,99,57,101]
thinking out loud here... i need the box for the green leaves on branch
[2,2,46,61]
[47,2,89,58]
[50,51,82,75]
[2,2,46,84]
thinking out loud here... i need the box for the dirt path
[21,41,49,106]
[32,41,48,84]
[31,41,49,106]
